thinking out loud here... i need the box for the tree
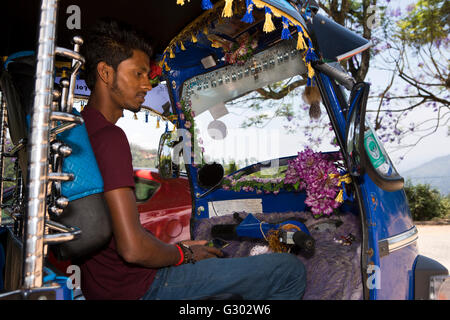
[404,181,448,221]
[367,0,449,159]
[234,0,448,161]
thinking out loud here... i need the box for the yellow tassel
[203,26,209,35]
[263,12,275,33]
[176,0,185,5]
[222,0,233,18]
[307,63,315,78]
[134,113,138,120]
[169,47,175,58]
[211,41,221,48]
[164,62,170,71]
[335,190,344,203]
[297,33,307,50]
[156,118,160,129]
[180,41,186,51]
[191,33,197,43]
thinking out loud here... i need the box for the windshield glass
[182,41,340,177]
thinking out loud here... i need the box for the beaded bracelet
[174,244,184,266]
[174,243,196,266]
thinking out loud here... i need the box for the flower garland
[176,99,205,166]
[149,61,163,86]
[224,33,259,65]
[222,148,350,218]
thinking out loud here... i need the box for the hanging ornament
[156,116,161,129]
[263,7,275,33]
[191,33,198,43]
[145,111,149,123]
[180,41,186,51]
[222,0,233,18]
[241,0,254,24]
[296,26,307,50]
[202,0,213,10]
[281,17,292,40]
[302,77,322,120]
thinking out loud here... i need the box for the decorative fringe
[203,26,209,35]
[145,111,149,123]
[222,0,233,18]
[241,0,254,24]
[281,17,292,40]
[303,82,322,120]
[308,102,321,119]
[164,62,170,71]
[169,47,175,58]
[156,117,160,128]
[296,26,307,50]
[180,41,186,51]
[191,33,198,43]
[307,63,315,78]
[263,7,275,33]
[202,0,213,10]
[134,113,138,120]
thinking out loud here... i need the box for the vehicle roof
[0,0,205,56]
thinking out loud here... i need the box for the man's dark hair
[82,19,153,90]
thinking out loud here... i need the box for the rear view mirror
[157,132,180,179]
[345,82,404,191]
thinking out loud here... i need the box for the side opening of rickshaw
[0,0,448,301]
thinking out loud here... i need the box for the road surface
[416,224,450,271]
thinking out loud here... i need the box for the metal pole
[0,91,6,226]
[23,0,58,289]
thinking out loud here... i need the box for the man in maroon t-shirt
[79,20,306,300]
[79,20,223,300]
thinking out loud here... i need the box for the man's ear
[97,62,114,86]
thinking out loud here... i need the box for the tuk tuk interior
[1,0,440,301]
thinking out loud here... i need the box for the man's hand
[180,240,224,262]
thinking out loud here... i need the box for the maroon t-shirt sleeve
[91,126,135,192]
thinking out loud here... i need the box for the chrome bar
[50,111,84,124]
[48,172,74,182]
[379,226,419,257]
[50,122,78,137]
[23,0,59,290]
[67,36,84,113]
[55,46,85,64]
[0,91,6,226]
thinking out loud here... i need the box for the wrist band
[174,244,184,266]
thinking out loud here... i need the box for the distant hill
[402,155,450,196]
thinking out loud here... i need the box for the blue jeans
[141,253,306,300]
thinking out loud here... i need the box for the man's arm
[104,187,222,268]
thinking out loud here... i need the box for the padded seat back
[53,112,112,260]
[1,54,112,262]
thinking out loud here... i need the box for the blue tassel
[145,112,149,123]
[241,0,254,24]
[281,17,292,40]
[305,40,319,63]
[202,0,213,10]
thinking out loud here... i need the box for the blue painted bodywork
[164,11,419,298]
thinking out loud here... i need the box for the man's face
[110,50,152,112]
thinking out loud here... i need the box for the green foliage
[397,0,449,46]
[404,180,449,221]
